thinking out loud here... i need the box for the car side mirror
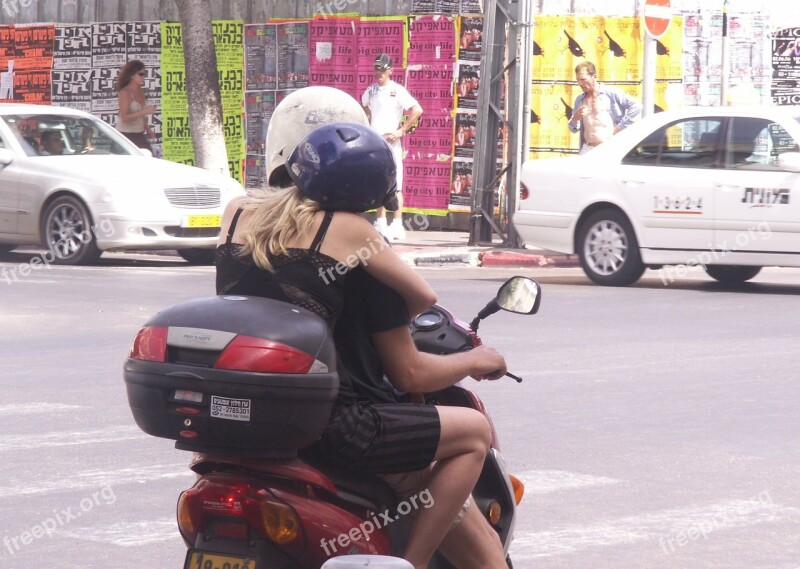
[496,276,542,314]
[777,151,800,173]
[0,148,14,166]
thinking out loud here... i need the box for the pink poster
[309,19,358,98]
[403,158,454,213]
[408,15,456,65]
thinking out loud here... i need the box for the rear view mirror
[777,152,800,173]
[496,276,541,314]
[0,148,14,166]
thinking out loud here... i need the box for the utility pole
[469,0,531,247]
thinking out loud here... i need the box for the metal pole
[640,0,655,117]
[720,0,729,105]
[509,0,534,248]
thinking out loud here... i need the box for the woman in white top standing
[115,59,156,152]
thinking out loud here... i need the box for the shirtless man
[568,61,641,154]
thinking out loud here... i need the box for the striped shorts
[311,400,441,474]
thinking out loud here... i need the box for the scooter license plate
[185,550,255,569]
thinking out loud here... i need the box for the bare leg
[403,406,491,569]
[438,500,507,568]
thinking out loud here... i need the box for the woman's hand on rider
[468,345,507,381]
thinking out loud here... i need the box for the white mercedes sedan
[513,106,800,286]
[0,104,245,265]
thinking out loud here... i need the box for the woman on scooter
[215,121,507,568]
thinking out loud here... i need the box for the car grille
[164,227,221,238]
[164,187,221,208]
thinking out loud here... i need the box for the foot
[373,217,390,238]
[388,222,406,241]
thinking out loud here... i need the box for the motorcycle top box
[124,295,339,457]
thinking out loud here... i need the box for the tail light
[129,326,168,362]
[519,182,530,201]
[509,474,525,505]
[214,335,317,373]
[129,326,323,374]
[177,476,304,552]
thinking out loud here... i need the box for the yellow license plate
[186,550,254,569]
[184,214,222,228]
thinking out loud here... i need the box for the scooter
[124,276,542,568]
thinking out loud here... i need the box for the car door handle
[621,179,646,187]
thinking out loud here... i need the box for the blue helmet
[286,122,397,213]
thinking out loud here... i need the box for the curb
[397,248,581,268]
[479,251,582,268]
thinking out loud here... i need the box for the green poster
[160,21,245,183]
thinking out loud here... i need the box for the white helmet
[266,86,369,187]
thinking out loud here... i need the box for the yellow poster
[160,20,245,183]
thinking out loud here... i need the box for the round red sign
[642,0,671,39]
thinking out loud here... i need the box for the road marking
[0,463,195,498]
[516,470,620,494]
[511,498,800,560]
[0,403,82,416]
[0,426,146,452]
[62,518,181,546]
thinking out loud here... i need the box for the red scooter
[124,276,541,568]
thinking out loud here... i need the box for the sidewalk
[390,230,580,269]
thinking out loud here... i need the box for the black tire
[0,245,15,257]
[577,208,645,286]
[704,265,761,284]
[42,196,101,265]
[178,248,216,265]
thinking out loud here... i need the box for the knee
[465,409,492,455]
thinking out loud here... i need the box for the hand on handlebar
[468,345,507,382]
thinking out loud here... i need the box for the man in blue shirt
[567,61,641,153]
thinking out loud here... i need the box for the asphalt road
[1,251,799,568]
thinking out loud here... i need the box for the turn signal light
[129,326,168,362]
[176,489,197,543]
[260,499,301,544]
[487,500,502,526]
[509,474,525,505]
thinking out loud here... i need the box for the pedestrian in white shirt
[361,54,423,241]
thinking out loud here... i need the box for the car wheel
[704,265,761,284]
[178,248,216,265]
[43,196,101,265]
[578,209,645,286]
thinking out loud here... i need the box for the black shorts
[308,401,441,474]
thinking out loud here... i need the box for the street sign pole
[641,0,671,117]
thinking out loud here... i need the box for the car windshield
[2,113,140,157]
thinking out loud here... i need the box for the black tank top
[215,209,346,326]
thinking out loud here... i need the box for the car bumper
[93,214,220,251]
[512,210,576,253]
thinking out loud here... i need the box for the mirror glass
[496,276,541,314]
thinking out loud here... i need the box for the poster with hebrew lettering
[53,25,91,70]
[309,19,357,97]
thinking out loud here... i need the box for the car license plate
[183,214,222,228]
[185,550,254,569]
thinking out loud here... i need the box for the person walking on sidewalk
[362,53,423,241]
[568,61,641,154]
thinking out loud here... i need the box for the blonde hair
[238,186,321,271]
